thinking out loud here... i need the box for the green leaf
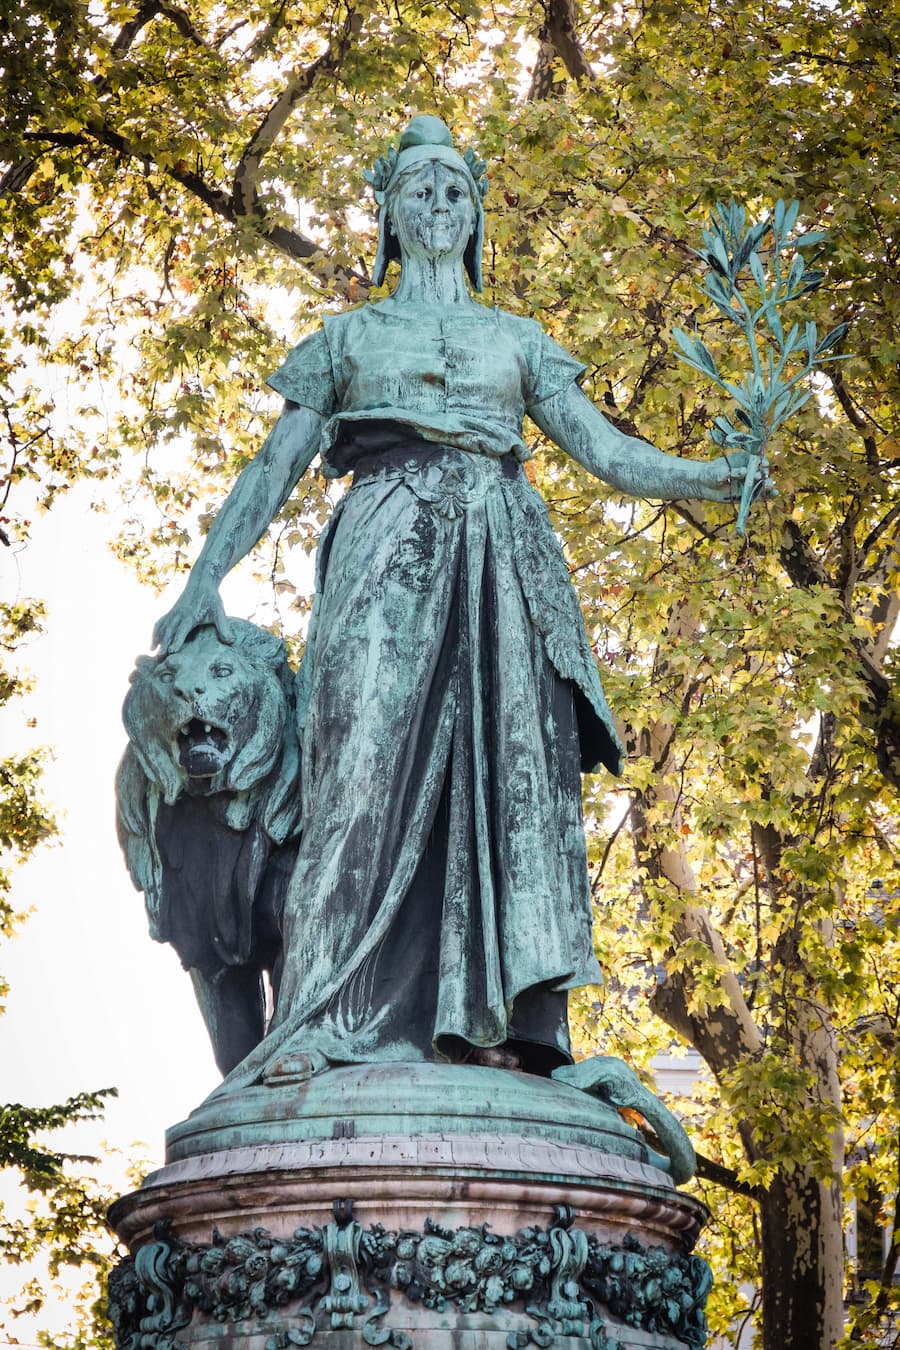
[749,251,767,296]
[794,229,828,250]
[805,321,818,359]
[782,199,801,235]
[815,322,849,355]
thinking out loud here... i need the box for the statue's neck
[389,256,473,307]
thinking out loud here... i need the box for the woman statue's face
[388,162,475,264]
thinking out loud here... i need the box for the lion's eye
[211,664,233,678]
[157,670,175,683]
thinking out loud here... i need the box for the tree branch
[232,10,360,217]
[84,117,235,219]
[528,0,594,100]
[860,500,900,567]
[694,1149,761,1200]
[780,518,832,590]
[1,3,367,297]
[1,0,210,197]
[627,604,765,1084]
[827,366,880,470]
[107,0,209,63]
[8,113,365,296]
[779,516,900,789]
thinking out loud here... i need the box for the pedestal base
[108,1063,710,1350]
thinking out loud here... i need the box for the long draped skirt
[218,442,608,1093]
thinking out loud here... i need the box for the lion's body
[116,622,301,1074]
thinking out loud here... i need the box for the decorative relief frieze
[107,1203,711,1350]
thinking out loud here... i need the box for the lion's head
[116,621,302,917]
[123,621,295,799]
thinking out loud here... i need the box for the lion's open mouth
[177,719,230,778]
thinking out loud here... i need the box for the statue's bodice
[267,300,585,477]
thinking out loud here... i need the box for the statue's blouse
[267,301,586,477]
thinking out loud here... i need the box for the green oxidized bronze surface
[127,114,769,1095]
[162,1060,693,1189]
[107,1207,712,1350]
[110,113,720,1350]
[166,1062,645,1165]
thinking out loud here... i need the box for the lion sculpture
[116,620,302,1075]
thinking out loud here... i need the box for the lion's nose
[174,679,205,698]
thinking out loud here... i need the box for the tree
[0,603,119,1346]
[1,1,898,1347]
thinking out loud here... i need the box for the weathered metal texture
[140,119,753,1088]
[107,1207,711,1350]
[551,1062,695,1187]
[268,303,586,475]
[205,440,632,1098]
[108,1065,708,1347]
[162,1063,679,1179]
[116,621,302,1074]
[108,1071,707,1349]
[365,114,488,290]
[111,122,720,1345]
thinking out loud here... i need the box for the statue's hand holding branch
[531,385,776,509]
[694,450,775,505]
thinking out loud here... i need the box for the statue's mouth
[177,719,230,777]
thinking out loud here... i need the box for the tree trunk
[759,1166,845,1350]
[626,599,847,1350]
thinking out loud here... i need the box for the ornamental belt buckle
[406,450,488,521]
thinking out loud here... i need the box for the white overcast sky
[0,485,223,1164]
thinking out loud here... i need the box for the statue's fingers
[151,615,169,651]
[749,467,777,503]
[152,613,186,654]
[213,608,236,645]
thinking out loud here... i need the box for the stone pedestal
[108,1064,709,1350]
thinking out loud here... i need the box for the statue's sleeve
[523,324,588,412]
[266,328,338,414]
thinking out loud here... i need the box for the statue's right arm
[152,402,325,653]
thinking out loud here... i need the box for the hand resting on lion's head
[115,621,302,1075]
[121,622,298,818]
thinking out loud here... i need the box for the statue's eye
[447,187,462,202]
[157,669,175,683]
[211,664,233,678]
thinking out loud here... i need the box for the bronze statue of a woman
[150,115,769,1091]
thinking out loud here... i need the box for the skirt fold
[215,444,603,1093]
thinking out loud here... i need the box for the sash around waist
[350,440,521,486]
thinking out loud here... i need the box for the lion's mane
[116,620,301,955]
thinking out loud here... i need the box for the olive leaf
[674,200,851,535]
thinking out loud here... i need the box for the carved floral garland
[107,1206,711,1350]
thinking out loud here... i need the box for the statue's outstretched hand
[698,450,776,504]
[152,574,234,654]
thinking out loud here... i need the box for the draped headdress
[364,115,489,292]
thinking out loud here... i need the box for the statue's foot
[263,1050,329,1087]
[465,1044,522,1070]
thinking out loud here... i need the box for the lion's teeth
[204,724,212,733]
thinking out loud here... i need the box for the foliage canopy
[1,0,899,1345]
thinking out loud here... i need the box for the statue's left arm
[530,383,770,502]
